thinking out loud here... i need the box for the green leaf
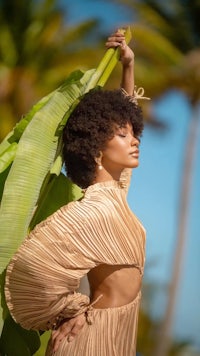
[0,90,55,174]
[0,270,9,322]
[29,173,82,229]
[34,331,51,356]
[0,166,11,202]
[59,69,86,85]
[0,315,40,356]
[0,132,15,157]
[8,91,55,144]
[50,154,63,175]
[0,81,82,272]
[0,270,40,354]
[0,143,18,173]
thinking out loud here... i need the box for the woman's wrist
[121,58,134,69]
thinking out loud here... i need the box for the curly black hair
[62,89,143,188]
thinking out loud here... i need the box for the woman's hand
[105,29,135,94]
[105,29,134,67]
[51,313,86,352]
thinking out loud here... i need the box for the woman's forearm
[105,30,135,96]
[121,60,134,96]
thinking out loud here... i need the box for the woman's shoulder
[31,199,82,235]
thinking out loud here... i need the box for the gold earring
[96,152,103,170]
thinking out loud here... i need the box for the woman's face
[101,122,140,173]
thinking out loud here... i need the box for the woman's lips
[130,150,139,158]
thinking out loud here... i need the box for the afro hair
[62,89,143,188]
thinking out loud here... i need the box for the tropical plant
[0,27,132,355]
[0,0,106,142]
[112,0,200,354]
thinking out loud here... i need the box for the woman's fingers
[106,38,125,47]
[105,31,134,66]
[51,314,86,352]
[105,31,126,48]
[69,314,86,339]
[120,39,127,50]
[52,319,73,351]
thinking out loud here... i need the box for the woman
[5,30,146,355]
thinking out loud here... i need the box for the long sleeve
[5,211,96,331]
[5,182,145,332]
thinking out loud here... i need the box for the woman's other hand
[105,29,134,67]
[51,313,86,352]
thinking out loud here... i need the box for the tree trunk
[154,103,200,356]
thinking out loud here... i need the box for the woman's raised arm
[105,29,134,95]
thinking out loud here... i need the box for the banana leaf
[0,143,18,174]
[0,167,11,202]
[0,68,96,273]
[0,315,40,356]
[0,28,132,353]
[29,173,83,230]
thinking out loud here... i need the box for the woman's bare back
[88,263,142,308]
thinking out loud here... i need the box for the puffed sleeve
[5,207,96,331]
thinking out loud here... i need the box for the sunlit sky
[60,0,200,350]
[131,92,200,348]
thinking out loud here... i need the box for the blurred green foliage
[0,0,106,142]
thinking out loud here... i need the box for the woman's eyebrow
[115,124,135,135]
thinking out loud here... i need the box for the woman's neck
[94,168,122,184]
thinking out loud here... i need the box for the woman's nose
[131,136,139,146]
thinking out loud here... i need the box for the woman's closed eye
[118,133,127,138]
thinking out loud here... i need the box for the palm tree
[0,0,105,142]
[112,0,200,354]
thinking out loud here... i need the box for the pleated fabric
[46,292,141,356]
[5,168,146,355]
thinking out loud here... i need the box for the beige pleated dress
[5,169,146,356]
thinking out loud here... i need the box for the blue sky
[60,0,200,350]
[60,0,132,29]
[131,92,200,348]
